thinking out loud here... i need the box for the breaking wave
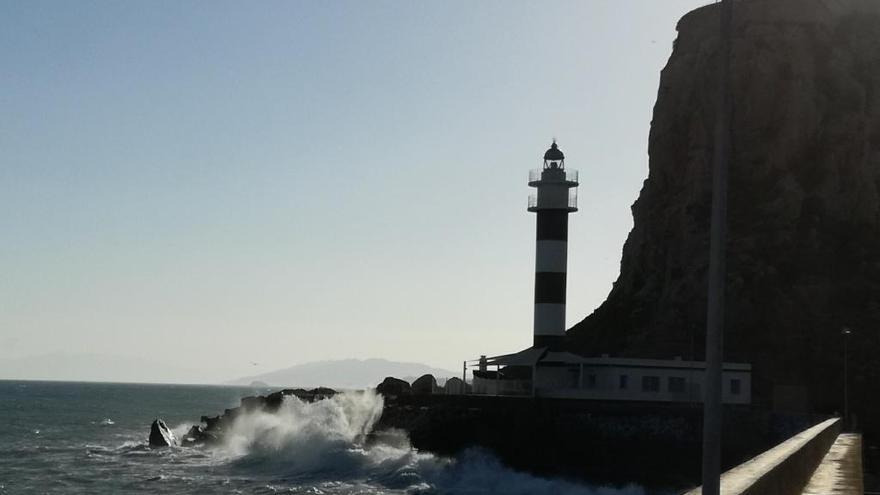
[211,391,647,495]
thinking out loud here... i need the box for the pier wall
[684,418,841,495]
[374,394,828,490]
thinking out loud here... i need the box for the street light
[841,327,852,430]
[702,1,734,494]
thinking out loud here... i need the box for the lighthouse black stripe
[534,272,566,304]
[534,335,565,349]
[536,211,568,241]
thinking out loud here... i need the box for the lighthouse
[467,142,751,403]
[528,141,578,350]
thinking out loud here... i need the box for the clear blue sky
[1,0,709,383]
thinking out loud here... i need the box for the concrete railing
[684,417,840,495]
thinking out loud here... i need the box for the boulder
[149,418,176,447]
[411,374,438,395]
[181,424,209,446]
[444,377,467,395]
[376,376,412,396]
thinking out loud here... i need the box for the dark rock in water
[375,377,411,396]
[149,418,176,447]
[181,424,211,446]
[411,374,437,395]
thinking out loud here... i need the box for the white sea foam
[172,422,194,439]
[213,391,648,495]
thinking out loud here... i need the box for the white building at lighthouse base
[469,348,751,405]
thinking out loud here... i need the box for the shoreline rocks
[411,374,438,395]
[376,377,412,397]
[146,378,822,489]
[151,387,339,447]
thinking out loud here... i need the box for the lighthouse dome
[543,142,565,161]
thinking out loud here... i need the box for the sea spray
[222,389,383,455]
[211,390,648,495]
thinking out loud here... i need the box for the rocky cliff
[568,0,880,419]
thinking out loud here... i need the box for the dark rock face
[411,374,438,395]
[568,0,880,423]
[375,377,412,397]
[149,418,176,447]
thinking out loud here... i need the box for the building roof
[542,351,593,364]
[575,355,752,371]
[479,348,751,371]
[484,347,547,367]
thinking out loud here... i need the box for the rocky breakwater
[147,375,819,489]
[568,0,880,423]
[147,375,455,448]
[147,387,337,447]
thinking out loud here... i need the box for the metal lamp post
[842,327,852,430]
[702,2,734,495]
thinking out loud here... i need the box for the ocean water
[0,381,646,494]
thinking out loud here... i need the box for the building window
[568,368,579,388]
[641,376,660,392]
[586,374,597,389]
[619,375,629,390]
[730,378,741,395]
[668,376,686,393]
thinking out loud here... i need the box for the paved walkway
[802,433,863,495]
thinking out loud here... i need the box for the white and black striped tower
[528,141,578,350]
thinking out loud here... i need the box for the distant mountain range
[228,358,459,389]
[0,354,459,388]
[0,352,217,384]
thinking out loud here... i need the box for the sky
[1,0,711,383]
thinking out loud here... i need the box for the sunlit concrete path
[801,433,863,495]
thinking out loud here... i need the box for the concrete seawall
[684,418,841,495]
[376,394,826,490]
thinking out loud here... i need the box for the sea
[0,380,647,495]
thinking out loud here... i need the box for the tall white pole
[842,328,851,430]
[702,1,733,495]
[844,336,848,428]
